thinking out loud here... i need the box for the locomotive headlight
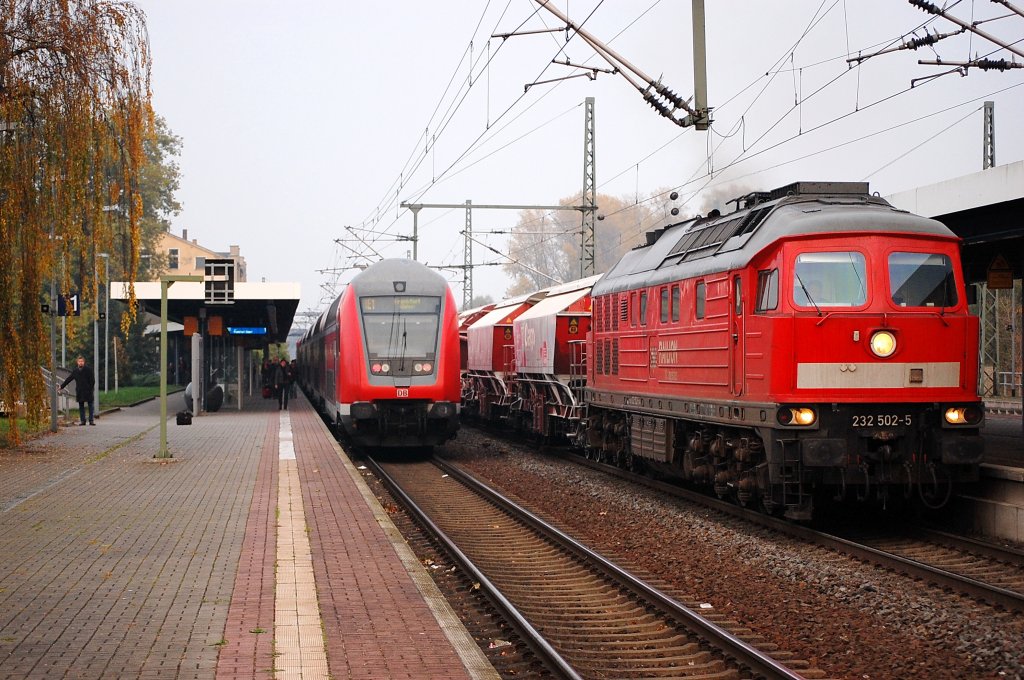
[944,405,983,426]
[869,330,897,358]
[414,363,423,372]
[380,363,390,373]
[777,407,816,426]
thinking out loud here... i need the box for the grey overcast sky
[135,1,1024,319]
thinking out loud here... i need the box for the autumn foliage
[0,1,152,442]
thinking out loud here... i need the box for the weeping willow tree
[0,1,152,442]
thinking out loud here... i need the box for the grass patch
[0,417,45,448]
[98,385,167,408]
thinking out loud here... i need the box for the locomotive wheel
[627,452,644,474]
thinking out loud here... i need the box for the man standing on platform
[273,358,292,410]
[60,356,96,425]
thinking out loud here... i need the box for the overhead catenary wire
[324,2,1023,307]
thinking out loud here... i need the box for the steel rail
[568,452,1024,612]
[434,457,807,680]
[366,456,583,680]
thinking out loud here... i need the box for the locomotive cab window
[671,286,680,322]
[756,269,779,312]
[360,295,441,361]
[639,291,648,326]
[793,252,866,307]
[888,252,958,307]
[660,287,669,323]
[695,281,706,319]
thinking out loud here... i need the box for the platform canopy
[112,280,301,344]
[886,160,1024,282]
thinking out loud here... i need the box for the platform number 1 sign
[57,293,81,317]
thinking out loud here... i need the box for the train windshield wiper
[794,272,822,316]
[399,319,408,371]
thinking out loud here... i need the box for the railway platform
[0,392,498,679]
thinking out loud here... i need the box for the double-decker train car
[298,258,460,448]
[585,181,983,518]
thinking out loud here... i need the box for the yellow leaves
[0,0,153,445]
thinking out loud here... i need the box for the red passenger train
[465,182,984,519]
[298,258,460,448]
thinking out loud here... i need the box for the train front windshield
[360,296,441,359]
[888,252,958,307]
[793,251,867,307]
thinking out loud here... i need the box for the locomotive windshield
[888,252,958,308]
[360,296,441,358]
[793,251,867,307]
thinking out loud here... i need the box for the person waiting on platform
[273,358,293,410]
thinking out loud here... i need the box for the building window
[195,256,205,270]
[168,248,179,269]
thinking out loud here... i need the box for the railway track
[568,452,1024,613]
[368,455,819,680]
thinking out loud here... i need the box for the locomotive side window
[888,252,958,307]
[671,286,681,322]
[639,291,648,326]
[756,269,779,312]
[695,281,706,319]
[793,252,867,307]
[630,292,638,327]
[660,287,669,323]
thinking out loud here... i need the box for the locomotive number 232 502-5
[851,414,912,427]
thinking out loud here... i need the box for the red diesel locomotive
[585,181,983,518]
[298,258,461,448]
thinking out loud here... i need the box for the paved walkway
[0,393,496,679]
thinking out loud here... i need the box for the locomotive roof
[350,258,449,296]
[592,182,958,296]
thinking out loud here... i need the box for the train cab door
[731,275,745,396]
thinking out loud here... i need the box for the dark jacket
[60,365,95,402]
[272,363,292,387]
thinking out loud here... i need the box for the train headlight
[371,363,382,373]
[414,362,423,372]
[777,407,816,426]
[422,362,432,373]
[869,330,897,358]
[944,405,983,426]
[380,363,390,373]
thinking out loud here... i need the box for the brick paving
[0,391,495,679]
[290,401,485,680]
[0,398,264,678]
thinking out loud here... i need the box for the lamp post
[93,255,99,415]
[98,253,110,392]
[158,274,202,458]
